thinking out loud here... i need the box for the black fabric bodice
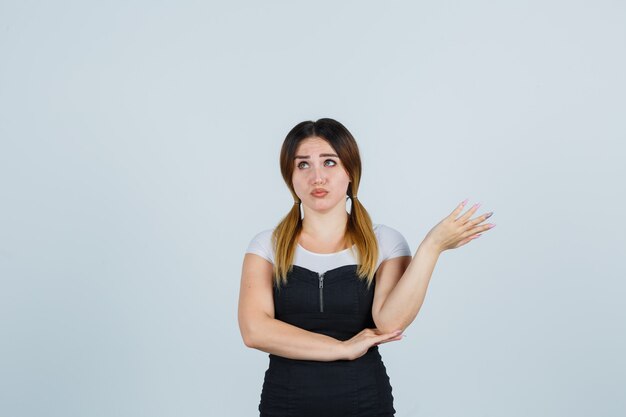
[259,264,396,417]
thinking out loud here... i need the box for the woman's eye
[297,159,337,169]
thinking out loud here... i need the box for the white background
[1,1,624,416]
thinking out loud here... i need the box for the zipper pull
[319,272,325,313]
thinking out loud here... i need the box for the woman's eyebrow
[294,153,338,160]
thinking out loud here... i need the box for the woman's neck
[300,209,349,247]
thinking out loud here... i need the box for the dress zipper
[318,272,325,312]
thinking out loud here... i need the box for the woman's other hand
[424,199,495,252]
[340,328,404,361]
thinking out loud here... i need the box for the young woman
[238,118,495,417]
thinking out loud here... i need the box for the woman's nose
[311,166,325,183]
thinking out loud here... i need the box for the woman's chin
[305,199,343,212]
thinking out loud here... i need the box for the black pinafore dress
[258,264,396,417]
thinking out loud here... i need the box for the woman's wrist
[420,235,443,255]
[334,339,348,360]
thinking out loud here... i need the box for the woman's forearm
[375,239,442,334]
[246,316,346,361]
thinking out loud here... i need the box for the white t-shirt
[245,223,412,275]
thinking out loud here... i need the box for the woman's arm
[373,241,441,334]
[374,201,494,333]
[243,314,346,361]
[238,253,346,361]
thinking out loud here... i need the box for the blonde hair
[272,118,378,290]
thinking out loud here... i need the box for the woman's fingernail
[461,198,469,206]
[485,212,493,219]
[488,223,496,228]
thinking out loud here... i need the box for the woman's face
[292,137,351,213]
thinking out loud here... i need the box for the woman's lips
[312,191,328,197]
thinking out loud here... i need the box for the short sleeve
[377,224,412,261]
[245,229,274,264]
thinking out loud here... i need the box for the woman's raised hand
[340,328,404,361]
[424,199,495,252]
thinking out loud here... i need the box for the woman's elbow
[239,322,259,348]
[374,318,407,335]
[242,332,257,348]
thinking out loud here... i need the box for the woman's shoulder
[245,228,275,264]
[250,227,274,241]
[373,223,404,239]
[373,223,412,259]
